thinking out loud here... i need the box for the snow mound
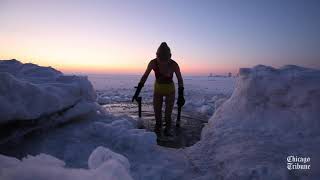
[90,119,157,154]
[0,59,96,123]
[189,65,320,180]
[0,148,133,180]
[88,146,130,170]
[0,59,62,79]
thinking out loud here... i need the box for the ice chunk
[88,146,130,170]
[93,159,133,180]
[0,60,96,123]
[0,152,133,180]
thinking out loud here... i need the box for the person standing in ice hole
[132,42,185,137]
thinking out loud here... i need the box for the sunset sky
[1,0,319,75]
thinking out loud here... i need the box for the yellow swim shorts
[154,81,175,95]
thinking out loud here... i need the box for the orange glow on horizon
[46,61,237,76]
[0,54,238,76]
[59,64,143,74]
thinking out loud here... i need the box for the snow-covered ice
[0,59,96,123]
[0,151,133,180]
[88,146,130,170]
[89,73,235,118]
[188,65,320,179]
[1,60,319,180]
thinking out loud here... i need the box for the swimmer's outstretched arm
[139,61,153,85]
[132,61,153,102]
[175,63,184,88]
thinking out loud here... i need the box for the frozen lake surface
[89,74,236,116]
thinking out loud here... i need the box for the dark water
[103,103,208,148]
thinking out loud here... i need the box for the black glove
[132,82,144,102]
[177,87,185,107]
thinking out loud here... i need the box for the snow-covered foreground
[0,110,192,180]
[0,152,133,180]
[1,60,319,180]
